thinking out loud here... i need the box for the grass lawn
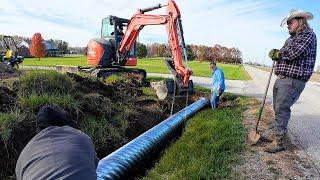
[22,57,250,80]
[22,56,88,67]
[136,57,250,80]
[144,93,248,179]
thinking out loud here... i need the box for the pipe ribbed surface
[96,97,209,179]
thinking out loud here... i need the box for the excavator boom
[118,0,192,88]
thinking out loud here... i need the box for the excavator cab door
[101,16,137,66]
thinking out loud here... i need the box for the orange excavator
[85,0,193,99]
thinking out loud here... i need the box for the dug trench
[0,63,211,179]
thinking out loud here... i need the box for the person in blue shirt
[210,61,225,108]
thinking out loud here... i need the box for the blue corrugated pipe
[96,97,209,179]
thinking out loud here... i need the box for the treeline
[0,35,25,51]
[1,34,243,64]
[27,38,71,54]
[137,42,242,64]
[0,34,73,54]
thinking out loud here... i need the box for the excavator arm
[118,0,192,88]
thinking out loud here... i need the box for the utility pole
[263,48,267,67]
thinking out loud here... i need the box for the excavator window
[101,17,114,38]
[129,44,136,56]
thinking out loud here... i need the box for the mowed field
[22,56,250,80]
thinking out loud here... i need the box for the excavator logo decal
[88,46,96,57]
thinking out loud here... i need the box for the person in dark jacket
[15,105,99,180]
[264,10,317,153]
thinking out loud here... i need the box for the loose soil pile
[0,62,20,79]
[0,86,16,112]
[0,70,202,179]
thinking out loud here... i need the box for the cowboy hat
[280,9,313,27]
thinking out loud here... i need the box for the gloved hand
[268,49,280,61]
[216,86,221,97]
[216,90,220,97]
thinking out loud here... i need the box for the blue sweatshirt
[211,68,225,91]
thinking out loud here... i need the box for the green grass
[22,57,250,80]
[80,115,129,154]
[19,93,81,112]
[136,58,250,80]
[144,94,248,179]
[19,71,75,97]
[0,110,22,143]
[22,56,88,67]
[194,86,211,93]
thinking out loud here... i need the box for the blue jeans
[210,89,224,108]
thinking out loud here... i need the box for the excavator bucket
[149,58,194,100]
[150,80,169,100]
[150,79,174,100]
[150,79,193,100]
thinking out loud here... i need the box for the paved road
[151,66,320,169]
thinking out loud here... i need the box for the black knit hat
[36,105,75,132]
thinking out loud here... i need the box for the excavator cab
[87,16,137,67]
[102,16,137,66]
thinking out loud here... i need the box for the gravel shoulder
[232,99,320,179]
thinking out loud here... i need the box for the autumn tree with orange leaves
[30,33,46,60]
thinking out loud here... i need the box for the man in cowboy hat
[263,10,317,153]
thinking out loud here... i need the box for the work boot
[260,128,276,142]
[264,135,285,153]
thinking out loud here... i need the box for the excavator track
[56,65,146,80]
[89,67,147,80]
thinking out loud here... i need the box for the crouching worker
[15,105,99,180]
[210,61,225,108]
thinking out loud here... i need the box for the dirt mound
[0,62,20,79]
[0,86,16,112]
[0,71,202,179]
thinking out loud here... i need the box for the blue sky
[0,0,319,68]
